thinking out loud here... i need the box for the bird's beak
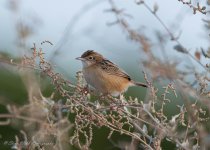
[76,57,85,61]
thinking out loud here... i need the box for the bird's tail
[131,80,148,88]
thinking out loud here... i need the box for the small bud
[202,6,206,10]
[174,44,188,53]
[193,8,197,14]
[153,2,159,14]
[195,51,201,60]
[135,0,144,5]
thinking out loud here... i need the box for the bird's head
[76,50,104,67]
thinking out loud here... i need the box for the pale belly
[82,68,132,96]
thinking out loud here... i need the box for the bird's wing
[98,59,131,81]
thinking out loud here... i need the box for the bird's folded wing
[98,59,131,81]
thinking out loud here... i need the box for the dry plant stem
[175,82,206,148]
[177,0,207,15]
[7,4,209,149]
[66,95,155,149]
[100,96,169,132]
[139,1,207,71]
[0,119,10,125]
[0,52,188,149]
[6,1,208,148]
[184,122,189,142]
[0,114,47,124]
[46,66,155,149]
[132,121,152,141]
[95,93,187,149]
[95,103,157,128]
[95,102,172,141]
[107,1,209,146]
[0,47,193,150]
[0,58,41,71]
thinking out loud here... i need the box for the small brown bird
[76,50,147,96]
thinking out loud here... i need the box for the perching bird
[76,50,147,96]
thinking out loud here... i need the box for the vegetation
[1,0,210,150]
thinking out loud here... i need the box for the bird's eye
[88,56,94,60]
